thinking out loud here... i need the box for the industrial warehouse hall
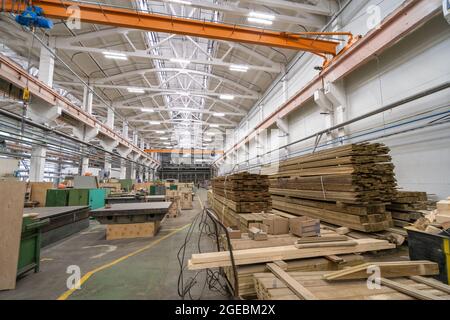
[0,0,450,313]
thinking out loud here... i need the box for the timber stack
[269,143,397,232]
[387,191,428,227]
[212,172,271,229]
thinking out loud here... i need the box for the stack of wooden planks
[387,191,428,227]
[254,261,450,300]
[269,143,396,232]
[212,173,271,230]
[188,237,395,270]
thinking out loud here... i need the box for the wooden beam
[409,276,450,293]
[380,277,444,300]
[266,263,317,300]
[324,261,440,281]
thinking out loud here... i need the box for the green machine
[46,188,106,209]
[119,179,134,192]
[88,189,106,210]
[17,215,49,277]
[45,189,70,207]
[68,188,106,209]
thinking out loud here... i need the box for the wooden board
[266,263,317,300]
[0,180,26,290]
[253,271,450,300]
[30,182,53,207]
[106,221,160,240]
[323,261,439,280]
[188,238,395,270]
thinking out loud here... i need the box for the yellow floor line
[57,223,191,300]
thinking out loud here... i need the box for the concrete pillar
[106,108,115,129]
[122,122,129,141]
[81,157,89,175]
[120,160,127,179]
[30,38,55,181]
[38,37,55,87]
[104,161,112,175]
[83,86,93,114]
[29,146,46,182]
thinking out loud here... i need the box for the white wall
[219,2,450,199]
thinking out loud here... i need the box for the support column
[29,38,55,181]
[106,108,115,129]
[81,158,89,175]
[82,85,93,114]
[29,146,46,182]
[38,37,55,87]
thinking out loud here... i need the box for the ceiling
[0,0,336,154]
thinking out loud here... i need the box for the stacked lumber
[220,229,366,297]
[212,173,271,230]
[188,238,395,270]
[387,191,428,227]
[254,261,450,300]
[270,143,396,232]
[436,198,450,224]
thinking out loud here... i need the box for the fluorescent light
[141,108,154,113]
[219,95,234,101]
[128,88,145,94]
[229,64,249,72]
[160,137,168,140]
[169,0,192,5]
[104,55,128,61]
[247,17,273,25]
[210,124,220,128]
[163,142,170,145]
[155,130,165,134]
[149,121,161,125]
[206,132,216,136]
[103,52,128,60]
[203,138,212,142]
[170,58,191,64]
[248,11,275,21]
[213,112,225,117]
[176,91,190,96]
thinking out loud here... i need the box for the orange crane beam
[2,0,348,57]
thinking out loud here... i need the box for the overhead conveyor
[1,0,357,66]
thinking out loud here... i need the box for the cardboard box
[262,214,289,235]
[289,216,320,238]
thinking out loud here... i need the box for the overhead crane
[1,0,357,66]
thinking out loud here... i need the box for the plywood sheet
[30,182,53,207]
[0,180,26,290]
[106,221,160,240]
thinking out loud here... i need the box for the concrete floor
[0,188,228,300]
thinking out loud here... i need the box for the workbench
[105,195,165,204]
[91,202,172,224]
[23,206,90,247]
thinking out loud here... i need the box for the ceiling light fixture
[170,58,191,64]
[213,112,225,117]
[160,137,169,140]
[248,11,275,21]
[219,95,234,101]
[141,108,154,113]
[155,130,164,134]
[149,121,161,125]
[103,52,128,60]
[176,91,190,96]
[229,64,249,72]
[169,0,192,5]
[210,124,220,128]
[247,17,273,25]
[128,88,145,94]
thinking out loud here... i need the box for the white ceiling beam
[89,68,260,96]
[151,0,325,28]
[55,81,257,100]
[132,119,235,127]
[107,105,245,116]
[237,0,334,15]
[56,44,281,73]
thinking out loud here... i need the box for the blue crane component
[15,6,53,29]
